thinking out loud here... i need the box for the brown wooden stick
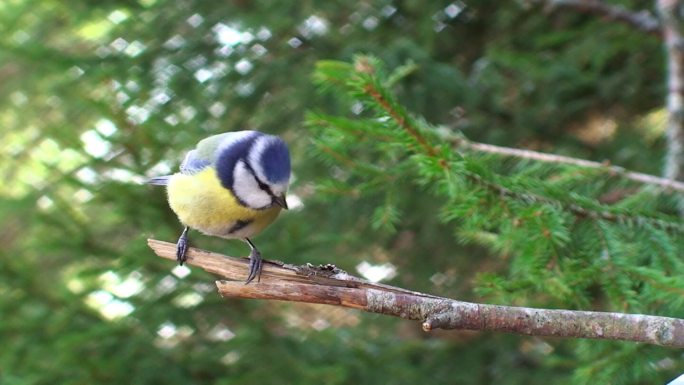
[148,239,684,347]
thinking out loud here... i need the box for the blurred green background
[0,0,678,384]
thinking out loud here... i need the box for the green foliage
[1,0,682,384]
[309,55,684,381]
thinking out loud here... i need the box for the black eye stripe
[257,180,270,191]
[242,159,275,197]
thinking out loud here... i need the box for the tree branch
[542,0,662,36]
[457,139,684,193]
[148,238,684,347]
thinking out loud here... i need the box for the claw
[245,238,263,284]
[176,226,189,265]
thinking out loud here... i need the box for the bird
[148,130,291,283]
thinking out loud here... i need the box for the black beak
[273,194,288,210]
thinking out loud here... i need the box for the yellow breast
[166,167,282,239]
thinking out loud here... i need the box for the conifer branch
[148,239,684,347]
[363,84,439,159]
[356,69,684,232]
[541,0,661,36]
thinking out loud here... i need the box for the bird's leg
[244,238,263,284]
[176,226,189,265]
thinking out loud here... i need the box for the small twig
[459,139,684,193]
[148,239,684,347]
[543,0,661,36]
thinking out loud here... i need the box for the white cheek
[233,161,272,209]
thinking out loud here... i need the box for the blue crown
[259,137,290,184]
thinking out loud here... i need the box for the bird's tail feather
[146,175,171,186]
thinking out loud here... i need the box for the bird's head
[216,133,291,210]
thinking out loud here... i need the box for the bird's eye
[256,180,270,192]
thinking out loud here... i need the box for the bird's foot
[176,227,189,265]
[245,238,263,284]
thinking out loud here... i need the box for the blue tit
[148,130,291,283]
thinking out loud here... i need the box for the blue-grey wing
[179,149,211,174]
